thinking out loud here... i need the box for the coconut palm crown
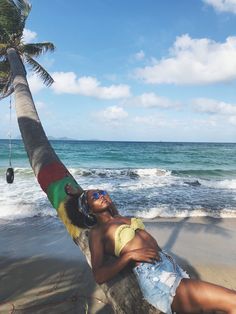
[0,0,55,99]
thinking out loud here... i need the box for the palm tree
[0,0,64,178]
[0,0,54,99]
[0,1,160,313]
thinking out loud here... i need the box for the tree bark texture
[7,48,60,177]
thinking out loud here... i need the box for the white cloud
[96,106,128,123]
[35,101,54,119]
[51,72,131,99]
[132,115,182,128]
[125,92,180,109]
[35,101,46,110]
[228,116,236,125]
[133,115,160,125]
[192,98,236,115]
[134,50,145,61]
[27,71,131,100]
[27,73,45,93]
[22,28,37,43]
[135,34,236,85]
[203,0,236,14]
[191,97,236,127]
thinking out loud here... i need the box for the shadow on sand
[0,255,113,314]
[0,216,115,313]
[153,215,231,280]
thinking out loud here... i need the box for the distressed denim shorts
[133,251,189,314]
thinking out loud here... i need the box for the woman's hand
[127,248,160,263]
[65,184,80,196]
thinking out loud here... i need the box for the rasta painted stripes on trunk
[37,161,83,239]
[37,161,70,193]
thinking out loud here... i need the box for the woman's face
[86,190,112,213]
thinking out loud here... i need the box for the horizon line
[0,138,236,144]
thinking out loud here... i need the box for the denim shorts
[133,251,189,314]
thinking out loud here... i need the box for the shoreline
[0,217,235,313]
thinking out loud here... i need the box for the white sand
[145,217,236,289]
[0,217,235,313]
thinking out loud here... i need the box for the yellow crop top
[114,217,145,256]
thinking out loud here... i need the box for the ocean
[1,139,236,224]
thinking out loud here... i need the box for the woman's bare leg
[172,278,236,313]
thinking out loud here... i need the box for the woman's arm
[89,228,159,284]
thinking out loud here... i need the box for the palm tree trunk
[7,48,59,176]
[7,47,161,314]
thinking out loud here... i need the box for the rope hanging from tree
[6,96,14,184]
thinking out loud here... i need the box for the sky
[1,0,236,142]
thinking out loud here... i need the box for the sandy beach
[0,217,235,313]
[146,217,236,290]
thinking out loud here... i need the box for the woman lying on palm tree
[65,184,236,314]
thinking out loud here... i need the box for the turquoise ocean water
[1,139,236,223]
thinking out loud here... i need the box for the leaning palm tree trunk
[7,47,161,314]
[7,48,60,176]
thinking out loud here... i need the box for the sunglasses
[92,190,108,200]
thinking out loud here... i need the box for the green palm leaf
[0,0,55,98]
[22,42,55,56]
[0,69,13,100]
[0,0,31,34]
[0,59,10,74]
[25,54,54,86]
[0,43,8,56]
[0,0,23,38]
[0,80,13,99]
[0,59,12,96]
[13,0,31,21]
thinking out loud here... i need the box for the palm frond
[0,74,9,83]
[0,43,8,50]
[0,43,8,56]
[0,74,13,100]
[0,72,9,80]
[21,42,55,56]
[0,1,55,92]
[0,84,14,100]
[0,26,11,45]
[0,59,10,74]
[0,0,23,38]
[0,27,11,44]
[13,0,31,21]
[24,54,54,86]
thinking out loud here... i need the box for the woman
[66,185,236,314]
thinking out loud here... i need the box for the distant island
[47,136,76,141]
[16,135,76,141]
[15,135,100,141]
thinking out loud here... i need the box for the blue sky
[1,0,236,141]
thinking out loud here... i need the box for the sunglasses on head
[92,190,107,200]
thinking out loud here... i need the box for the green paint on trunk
[47,176,79,209]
